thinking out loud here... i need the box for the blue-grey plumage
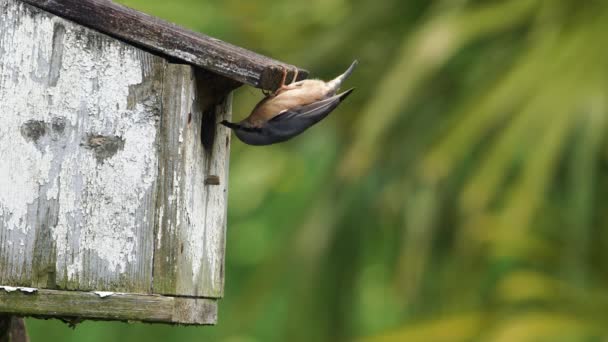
[221,60,358,146]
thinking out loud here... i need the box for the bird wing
[269,88,354,124]
[257,89,354,142]
[222,89,354,146]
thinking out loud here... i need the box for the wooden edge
[0,288,218,325]
[0,315,28,342]
[17,0,309,90]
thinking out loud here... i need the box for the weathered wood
[0,0,230,324]
[152,65,232,298]
[18,0,309,90]
[0,288,217,325]
[0,0,163,293]
[0,315,28,342]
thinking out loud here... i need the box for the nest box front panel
[0,0,230,299]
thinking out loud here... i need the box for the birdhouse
[0,0,307,325]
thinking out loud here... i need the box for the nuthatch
[221,60,358,145]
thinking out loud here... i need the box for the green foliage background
[27,0,608,341]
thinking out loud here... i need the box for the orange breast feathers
[245,80,329,126]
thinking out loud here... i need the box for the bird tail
[220,120,240,129]
[327,60,358,93]
[336,88,355,103]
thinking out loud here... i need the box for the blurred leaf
[362,313,482,342]
[486,313,600,342]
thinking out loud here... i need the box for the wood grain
[0,315,29,342]
[0,288,217,325]
[152,66,232,298]
[18,0,309,90]
[0,0,231,324]
[0,0,164,293]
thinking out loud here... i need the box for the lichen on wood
[0,288,218,325]
[0,0,164,292]
[152,65,233,298]
[0,0,231,324]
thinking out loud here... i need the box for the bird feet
[263,66,299,97]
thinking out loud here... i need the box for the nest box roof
[20,0,308,90]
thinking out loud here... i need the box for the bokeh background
[26,0,608,341]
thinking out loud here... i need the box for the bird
[220,60,358,145]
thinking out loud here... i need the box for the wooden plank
[0,315,28,342]
[0,0,163,292]
[1,0,232,319]
[0,288,217,325]
[152,66,233,298]
[18,0,309,90]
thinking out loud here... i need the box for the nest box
[0,0,307,325]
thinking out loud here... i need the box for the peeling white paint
[182,90,206,284]
[0,286,18,293]
[19,287,38,293]
[1,0,230,298]
[0,1,56,282]
[0,286,37,293]
[1,1,159,288]
[178,86,231,292]
[157,205,164,249]
[46,176,59,200]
